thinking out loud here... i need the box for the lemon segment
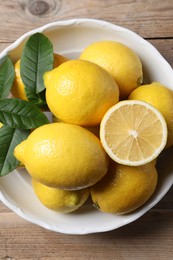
[100,100,167,166]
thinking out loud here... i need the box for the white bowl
[0,18,173,235]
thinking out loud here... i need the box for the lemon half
[100,100,167,166]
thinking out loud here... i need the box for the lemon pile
[13,40,173,214]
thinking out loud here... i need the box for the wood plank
[0,0,172,42]
[148,39,173,68]
[0,209,173,259]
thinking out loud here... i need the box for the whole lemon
[90,161,158,214]
[14,122,108,190]
[44,59,119,126]
[32,178,89,213]
[11,53,68,100]
[52,115,100,138]
[80,40,143,99]
[128,82,173,148]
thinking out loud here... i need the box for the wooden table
[0,1,173,259]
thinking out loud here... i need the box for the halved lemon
[100,100,167,166]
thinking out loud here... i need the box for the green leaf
[20,32,54,101]
[29,89,48,109]
[0,57,15,99]
[0,98,49,129]
[0,125,30,176]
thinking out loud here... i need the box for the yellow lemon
[100,100,167,166]
[128,82,173,148]
[90,161,158,214]
[52,114,100,138]
[80,40,143,99]
[44,59,119,126]
[11,59,28,100]
[11,53,68,100]
[14,122,108,190]
[53,53,68,67]
[32,178,89,213]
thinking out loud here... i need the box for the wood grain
[0,0,172,43]
[1,205,173,259]
[0,0,173,259]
